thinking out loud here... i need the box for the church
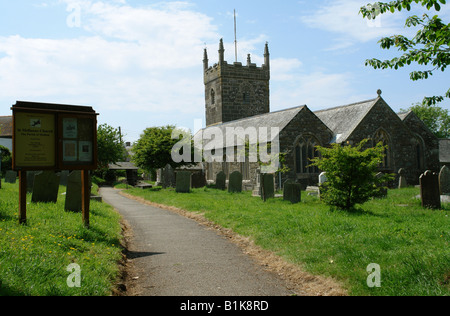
[199,39,440,190]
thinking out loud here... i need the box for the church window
[243,92,250,104]
[295,136,319,174]
[413,135,424,170]
[211,89,215,105]
[373,129,391,168]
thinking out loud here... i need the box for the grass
[123,185,450,296]
[0,181,123,296]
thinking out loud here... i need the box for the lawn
[124,185,450,296]
[0,182,123,296]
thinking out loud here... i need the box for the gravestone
[26,171,40,193]
[216,171,226,190]
[260,173,274,201]
[318,172,328,199]
[65,170,82,212]
[398,168,408,189]
[126,169,138,186]
[439,165,450,195]
[59,170,70,186]
[420,170,441,209]
[283,180,301,204]
[162,164,176,189]
[191,171,207,189]
[5,171,17,184]
[374,172,388,199]
[32,171,61,203]
[176,171,191,193]
[228,171,242,193]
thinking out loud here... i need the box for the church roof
[397,110,412,121]
[198,105,306,148]
[314,98,379,143]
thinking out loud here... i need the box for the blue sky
[1,0,449,142]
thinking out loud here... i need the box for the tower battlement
[204,39,270,127]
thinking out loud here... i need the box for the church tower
[204,39,270,126]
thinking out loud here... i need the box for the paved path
[99,187,294,296]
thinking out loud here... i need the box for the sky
[0,0,449,142]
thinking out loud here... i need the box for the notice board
[12,101,98,171]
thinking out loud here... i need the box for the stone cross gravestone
[216,171,226,190]
[65,170,82,212]
[283,180,301,204]
[228,171,243,193]
[260,173,274,201]
[32,171,61,203]
[439,165,450,195]
[176,171,191,193]
[5,170,17,184]
[420,170,441,209]
[398,168,408,189]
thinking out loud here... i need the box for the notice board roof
[12,101,97,114]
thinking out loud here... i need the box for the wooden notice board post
[12,101,98,227]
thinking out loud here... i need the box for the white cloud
[300,0,408,49]
[0,0,219,117]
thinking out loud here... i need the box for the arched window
[295,136,319,174]
[413,135,424,170]
[211,89,215,105]
[373,129,391,168]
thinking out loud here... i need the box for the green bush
[311,139,394,210]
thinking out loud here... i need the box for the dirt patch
[119,190,347,296]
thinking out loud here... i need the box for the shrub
[311,139,394,210]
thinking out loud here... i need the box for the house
[0,116,13,152]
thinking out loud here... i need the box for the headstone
[439,165,450,195]
[318,172,328,199]
[318,172,328,186]
[162,164,176,189]
[5,170,17,184]
[260,173,274,201]
[398,168,408,189]
[373,172,388,199]
[176,171,191,193]
[65,170,82,212]
[228,171,242,193]
[191,171,207,189]
[126,169,138,186]
[215,171,226,190]
[32,171,61,203]
[26,171,40,193]
[283,180,301,204]
[59,170,70,186]
[420,170,441,209]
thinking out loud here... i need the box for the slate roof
[440,139,450,164]
[197,105,306,148]
[0,116,13,137]
[108,162,139,170]
[397,110,412,121]
[314,98,379,143]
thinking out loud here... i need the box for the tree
[401,102,450,137]
[311,140,394,211]
[360,0,450,105]
[132,125,194,172]
[97,123,126,170]
[0,145,12,176]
